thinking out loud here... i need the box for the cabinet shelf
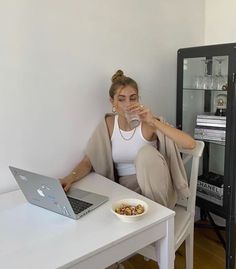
[196,139,225,146]
[183,88,227,92]
[196,196,226,218]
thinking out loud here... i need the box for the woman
[60,70,196,209]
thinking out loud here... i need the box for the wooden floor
[122,227,234,269]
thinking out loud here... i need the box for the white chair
[137,140,204,269]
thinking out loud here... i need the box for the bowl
[111,198,148,222]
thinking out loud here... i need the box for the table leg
[155,216,174,269]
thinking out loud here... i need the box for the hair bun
[111,70,124,83]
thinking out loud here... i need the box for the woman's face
[111,86,139,115]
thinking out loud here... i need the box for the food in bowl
[115,203,145,215]
[111,198,148,222]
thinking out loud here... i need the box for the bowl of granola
[111,198,148,222]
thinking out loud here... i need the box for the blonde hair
[109,70,139,99]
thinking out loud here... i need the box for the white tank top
[111,115,156,176]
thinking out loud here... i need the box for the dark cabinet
[176,43,236,269]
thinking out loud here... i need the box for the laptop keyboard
[67,196,93,214]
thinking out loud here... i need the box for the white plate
[111,198,148,222]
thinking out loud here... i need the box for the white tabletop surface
[0,172,175,269]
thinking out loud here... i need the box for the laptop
[9,166,108,220]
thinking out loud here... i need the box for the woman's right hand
[60,175,75,192]
[60,156,92,192]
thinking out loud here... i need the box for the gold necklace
[118,127,136,141]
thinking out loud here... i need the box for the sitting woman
[60,70,196,209]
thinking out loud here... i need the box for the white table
[0,172,175,269]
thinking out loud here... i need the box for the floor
[122,226,234,269]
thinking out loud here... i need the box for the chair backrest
[177,140,204,215]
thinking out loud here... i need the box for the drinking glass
[194,75,203,89]
[121,103,140,129]
[201,59,213,89]
[124,110,140,129]
[214,58,227,90]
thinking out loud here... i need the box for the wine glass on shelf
[194,75,203,89]
[193,59,211,89]
[214,58,227,90]
[201,59,213,89]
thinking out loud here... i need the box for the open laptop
[9,166,108,220]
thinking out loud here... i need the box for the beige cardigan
[85,114,190,199]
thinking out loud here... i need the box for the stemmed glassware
[194,74,203,89]
[214,58,227,90]
[194,59,213,89]
[193,57,228,90]
[201,59,213,89]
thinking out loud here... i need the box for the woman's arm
[149,118,196,149]
[130,103,196,149]
[60,155,92,192]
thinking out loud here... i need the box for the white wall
[205,0,236,44]
[0,0,205,193]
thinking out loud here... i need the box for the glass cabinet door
[182,56,228,208]
[176,43,236,269]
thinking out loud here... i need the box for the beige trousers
[119,145,177,209]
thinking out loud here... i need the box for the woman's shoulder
[105,114,115,125]
[105,114,115,138]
